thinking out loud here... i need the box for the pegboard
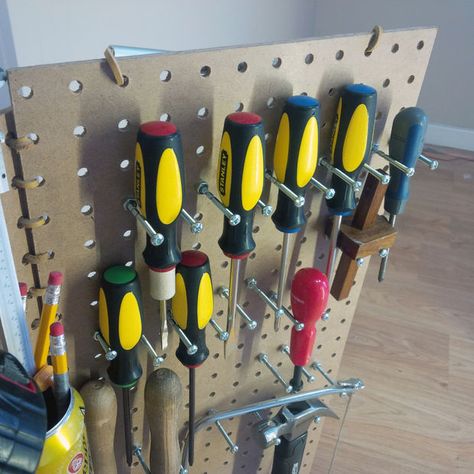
[2,26,436,474]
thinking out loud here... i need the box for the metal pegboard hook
[365,25,383,56]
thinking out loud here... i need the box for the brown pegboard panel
[3,27,435,474]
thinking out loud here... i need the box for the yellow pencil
[50,321,70,415]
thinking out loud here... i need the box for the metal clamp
[196,181,240,226]
[246,278,304,331]
[319,158,362,191]
[265,170,305,207]
[309,177,335,199]
[168,318,197,355]
[180,209,203,234]
[93,331,117,361]
[258,353,293,393]
[133,446,151,474]
[257,199,273,216]
[218,286,257,330]
[140,335,165,368]
[209,318,229,341]
[373,145,415,177]
[280,345,315,383]
[418,153,439,170]
[124,198,164,246]
[363,163,390,184]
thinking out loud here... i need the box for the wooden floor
[314,146,474,473]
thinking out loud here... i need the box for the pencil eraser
[48,271,64,286]
[19,282,28,296]
[50,321,64,337]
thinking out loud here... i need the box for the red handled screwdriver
[289,268,329,392]
[171,250,213,465]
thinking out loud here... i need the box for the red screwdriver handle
[290,268,329,367]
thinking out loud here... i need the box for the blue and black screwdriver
[378,107,428,281]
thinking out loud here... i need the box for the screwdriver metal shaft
[225,258,241,357]
[378,214,397,281]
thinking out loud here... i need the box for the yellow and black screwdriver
[217,113,265,356]
[172,250,213,466]
[135,121,185,350]
[271,96,321,330]
[98,265,143,467]
[325,84,377,283]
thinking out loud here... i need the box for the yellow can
[37,388,93,474]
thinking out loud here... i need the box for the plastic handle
[271,432,308,474]
[98,266,143,388]
[172,251,213,367]
[385,107,428,215]
[327,84,377,216]
[290,268,329,367]
[217,112,265,258]
[135,121,185,269]
[272,96,320,233]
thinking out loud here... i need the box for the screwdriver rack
[1,27,435,473]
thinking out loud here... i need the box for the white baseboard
[425,123,474,151]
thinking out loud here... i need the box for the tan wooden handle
[80,379,118,474]
[145,368,183,474]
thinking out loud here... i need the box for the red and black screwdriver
[216,113,265,356]
[288,268,329,392]
[171,250,213,466]
[135,121,185,350]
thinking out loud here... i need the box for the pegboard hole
[217,310,224,316]
[213,353,219,359]
[237,61,248,73]
[231,399,237,404]
[120,159,131,170]
[68,80,83,93]
[331,353,337,358]
[31,318,40,330]
[305,53,314,64]
[327,369,332,374]
[209,392,216,397]
[296,260,302,267]
[391,43,399,53]
[77,167,89,177]
[221,261,229,268]
[211,373,218,379]
[84,239,96,249]
[234,102,244,112]
[205,442,211,447]
[87,271,97,279]
[196,145,205,157]
[80,204,93,216]
[305,210,312,218]
[235,362,242,369]
[160,113,171,122]
[73,125,86,137]
[233,381,239,387]
[383,78,390,88]
[192,242,201,250]
[284,325,290,331]
[340,318,346,324]
[253,226,260,233]
[125,261,133,267]
[345,300,351,305]
[275,244,282,251]
[197,107,209,119]
[265,132,273,143]
[300,91,308,96]
[117,119,129,131]
[277,361,282,367]
[317,344,322,350]
[27,133,39,144]
[120,75,130,88]
[321,326,327,332]
[335,50,344,60]
[255,371,261,377]
[336,336,341,341]
[94,353,102,359]
[123,229,132,239]
[417,40,425,50]
[237,343,244,349]
[267,97,276,109]
[249,252,256,260]
[132,407,138,413]
[328,88,336,96]
[18,86,33,99]
[160,70,172,82]
[322,122,327,128]
[376,111,383,120]
[264,313,271,320]
[300,237,307,244]
[200,65,211,77]
[261,333,267,340]
[407,75,415,84]
[194,212,203,221]
[272,57,282,68]
[90,300,98,307]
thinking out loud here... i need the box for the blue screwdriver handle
[385,107,428,215]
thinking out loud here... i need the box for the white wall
[0,0,317,108]
[313,0,474,149]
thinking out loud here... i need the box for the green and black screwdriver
[98,265,143,467]
[172,250,213,466]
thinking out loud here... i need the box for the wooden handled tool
[80,379,118,474]
[145,368,183,474]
